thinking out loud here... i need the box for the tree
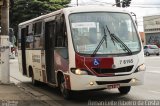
[10,0,71,39]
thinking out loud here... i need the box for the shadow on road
[20,82,134,106]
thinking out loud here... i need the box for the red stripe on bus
[75,53,114,76]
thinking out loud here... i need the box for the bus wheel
[60,76,72,99]
[118,86,131,94]
[31,71,39,86]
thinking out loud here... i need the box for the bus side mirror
[135,20,138,27]
[130,12,138,27]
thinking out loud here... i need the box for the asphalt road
[10,56,160,106]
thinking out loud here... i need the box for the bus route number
[120,59,133,65]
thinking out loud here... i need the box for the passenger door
[21,27,28,75]
[45,21,56,83]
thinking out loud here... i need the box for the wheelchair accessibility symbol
[93,59,100,66]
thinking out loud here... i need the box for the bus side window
[33,21,43,49]
[55,20,63,47]
[18,28,22,49]
[55,15,67,47]
[20,28,26,50]
[26,25,34,49]
[55,14,68,59]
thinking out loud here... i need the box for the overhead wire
[130,6,160,8]
[90,0,113,5]
[89,0,160,8]
[70,1,160,25]
[70,0,160,8]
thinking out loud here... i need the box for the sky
[69,0,160,32]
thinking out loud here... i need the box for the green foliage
[10,0,71,38]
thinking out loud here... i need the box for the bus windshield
[69,12,141,55]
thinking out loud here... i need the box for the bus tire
[59,75,72,99]
[29,67,39,86]
[32,75,39,86]
[118,86,131,94]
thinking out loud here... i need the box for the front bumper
[70,71,145,91]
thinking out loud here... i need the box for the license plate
[107,84,120,89]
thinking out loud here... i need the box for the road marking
[147,66,160,69]
[145,57,160,61]
[149,90,160,94]
[145,58,160,60]
[145,56,160,59]
[147,71,160,74]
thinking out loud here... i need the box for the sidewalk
[0,83,50,106]
[0,58,61,106]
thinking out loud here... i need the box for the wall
[143,15,160,47]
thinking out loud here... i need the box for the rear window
[144,45,158,49]
[150,45,158,49]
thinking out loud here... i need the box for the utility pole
[0,0,10,84]
[77,0,78,6]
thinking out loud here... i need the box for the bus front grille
[92,65,134,75]
[96,79,132,85]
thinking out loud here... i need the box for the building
[143,15,160,47]
[139,32,145,45]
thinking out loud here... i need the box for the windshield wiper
[91,25,132,57]
[91,27,108,57]
[105,25,132,55]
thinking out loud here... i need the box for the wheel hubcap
[60,82,65,93]
[32,77,34,84]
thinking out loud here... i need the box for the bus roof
[63,5,128,13]
[19,6,129,26]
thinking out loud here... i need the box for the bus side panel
[54,49,69,72]
[25,50,33,77]
[54,48,70,88]
[31,50,44,82]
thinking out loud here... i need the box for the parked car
[144,45,159,56]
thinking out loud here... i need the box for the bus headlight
[71,68,88,75]
[137,64,146,71]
